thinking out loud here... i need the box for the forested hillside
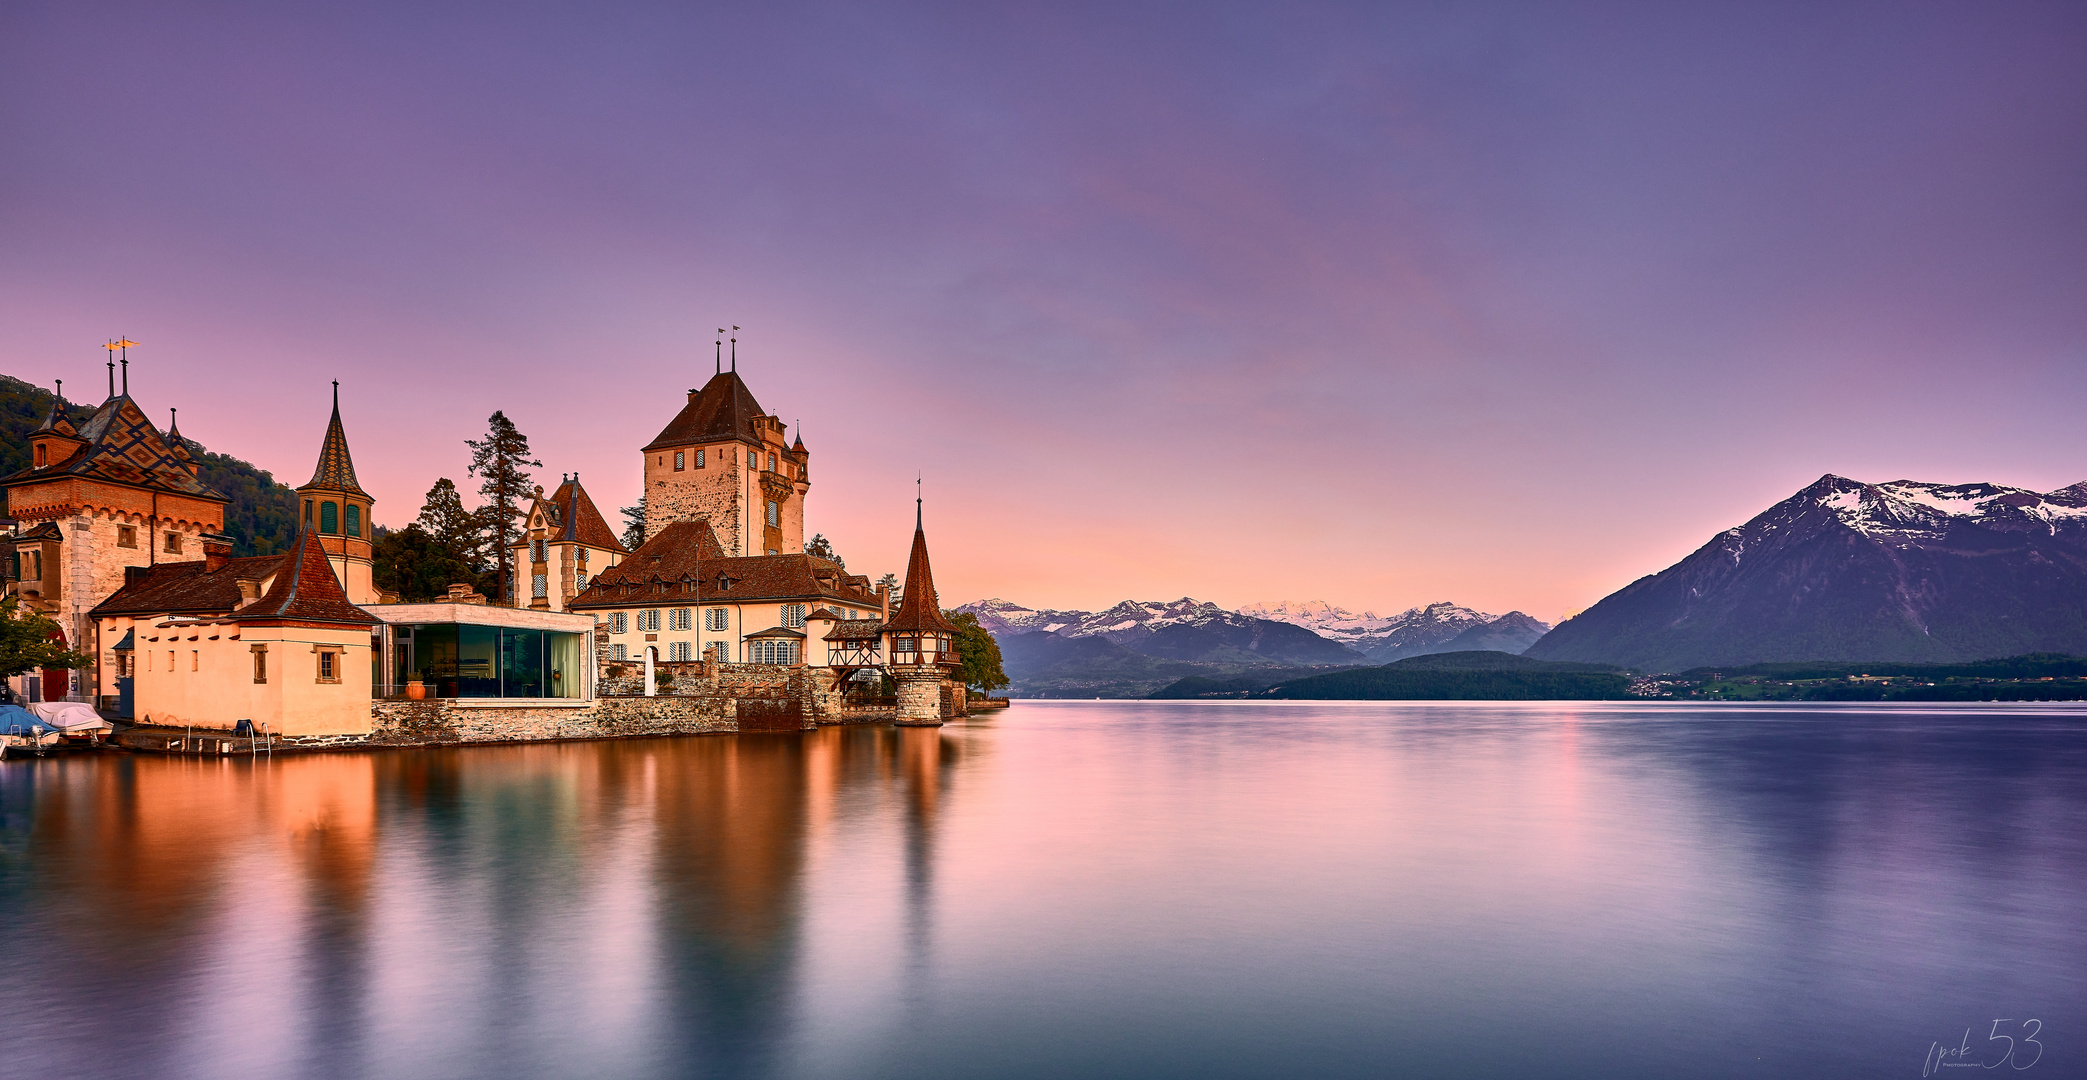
[0,374,303,556]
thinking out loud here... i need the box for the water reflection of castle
[4,726,965,1075]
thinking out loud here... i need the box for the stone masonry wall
[368,695,735,747]
[646,441,747,555]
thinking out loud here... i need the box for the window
[610,612,628,634]
[639,609,661,632]
[671,608,692,631]
[894,636,916,654]
[192,650,200,672]
[766,500,780,527]
[320,501,339,534]
[317,648,341,683]
[671,641,692,661]
[575,572,588,590]
[252,645,267,684]
[749,639,798,665]
[782,604,806,628]
[532,539,547,563]
[576,547,589,567]
[705,608,728,632]
[164,532,183,554]
[611,644,627,661]
[117,526,137,548]
[768,453,778,471]
[696,449,705,468]
[532,574,548,599]
[674,451,685,471]
[713,641,730,663]
[346,504,362,537]
[33,445,44,468]
[168,650,176,671]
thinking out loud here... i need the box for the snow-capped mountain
[1239,600,1542,662]
[961,597,1242,638]
[1525,474,2087,671]
[954,597,1369,694]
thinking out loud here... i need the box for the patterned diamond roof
[1,395,226,501]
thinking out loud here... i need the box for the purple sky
[5,2,2084,620]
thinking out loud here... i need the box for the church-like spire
[884,495,957,634]
[302,381,369,497]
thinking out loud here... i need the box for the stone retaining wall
[368,696,736,747]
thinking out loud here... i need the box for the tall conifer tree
[465,412,540,602]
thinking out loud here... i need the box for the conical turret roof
[885,514,957,634]
[301,387,370,498]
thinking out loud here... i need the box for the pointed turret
[165,408,200,476]
[304,382,370,499]
[294,383,378,605]
[33,381,78,438]
[885,519,958,635]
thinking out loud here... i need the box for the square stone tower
[641,370,809,557]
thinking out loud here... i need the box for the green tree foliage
[944,610,1009,694]
[373,523,488,602]
[804,533,844,568]
[192,448,300,555]
[416,478,483,565]
[0,595,92,679]
[465,411,539,602]
[621,495,646,551]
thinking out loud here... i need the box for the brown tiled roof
[551,477,625,551]
[0,395,228,501]
[568,519,882,610]
[90,554,286,617]
[239,530,378,626]
[822,619,885,642]
[642,371,768,451]
[885,526,957,633]
[300,396,370,498]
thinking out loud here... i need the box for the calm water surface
[1,702,2082,1079]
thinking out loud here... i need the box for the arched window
[320,501,339,534]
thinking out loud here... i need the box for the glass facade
[392,623,586,698]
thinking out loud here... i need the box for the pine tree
[465,412,540,602]
[804,533,844,568]
[621,496,646,551]
[417,478,482,566]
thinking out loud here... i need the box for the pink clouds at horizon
[2,2,2083,623]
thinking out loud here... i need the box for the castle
[3,347,969,743]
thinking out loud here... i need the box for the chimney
[877,581,890,621]
[201,532,234,572]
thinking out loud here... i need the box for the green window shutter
[345,504,362,537]
[320,501,339,534]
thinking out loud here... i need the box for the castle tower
[884,497,960,726]
[640,369,809,557]
[295,383,378,606]
[0,368,229,704]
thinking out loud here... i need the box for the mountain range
[958,597,1551,697]
[1525,475,2087,671]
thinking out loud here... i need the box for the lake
[1,702,2081,1079]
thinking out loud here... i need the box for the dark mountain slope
[1525,475,2087,671]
